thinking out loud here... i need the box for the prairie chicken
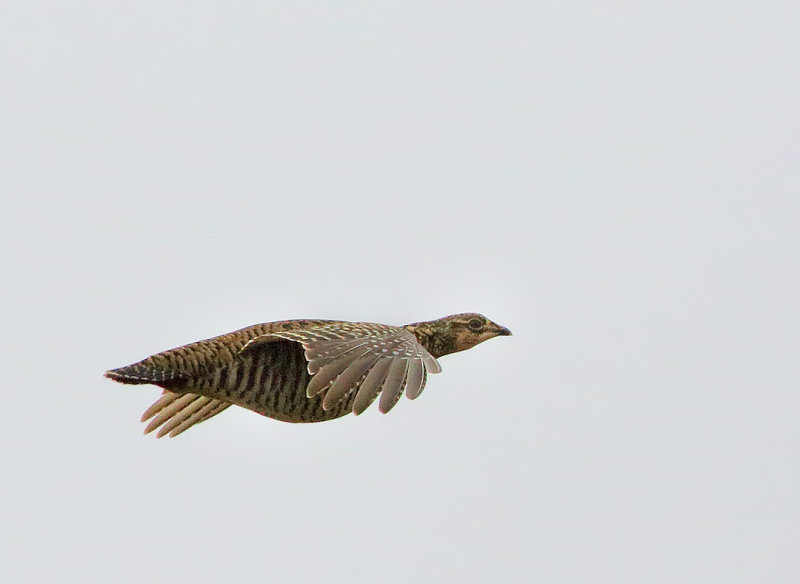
[105,313,511,437]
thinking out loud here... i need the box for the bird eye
[468,318,484,331]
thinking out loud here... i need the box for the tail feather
[105,361,189,386]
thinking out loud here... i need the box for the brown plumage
[105,313,511,438]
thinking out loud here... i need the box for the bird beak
[496,326,512,336]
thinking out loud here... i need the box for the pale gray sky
[2,2,798,582]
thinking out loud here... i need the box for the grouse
[105,313,511,437]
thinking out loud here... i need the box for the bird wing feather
[248,322,442,415]
[140,391,232,438]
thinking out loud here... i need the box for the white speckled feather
[263,322,441,414]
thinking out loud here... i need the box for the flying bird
[105,313,511,438]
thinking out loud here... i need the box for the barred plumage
[105,313,511,437]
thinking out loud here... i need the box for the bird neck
[405,322,457,359]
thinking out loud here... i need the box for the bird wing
[140,391,232,438]
[243,322,441,415]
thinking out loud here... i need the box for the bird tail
[104,361,188,386]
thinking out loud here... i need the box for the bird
[105,312,511,438]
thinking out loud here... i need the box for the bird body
[105,313,511,437]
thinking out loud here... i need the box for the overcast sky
[2,2,798,583]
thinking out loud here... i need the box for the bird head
[405,313,512,358]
